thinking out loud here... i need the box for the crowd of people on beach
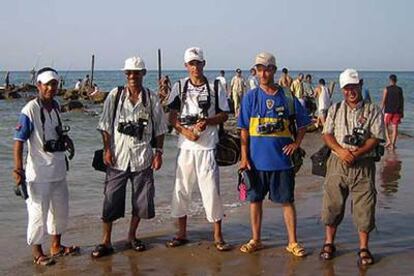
[11,47,404,268]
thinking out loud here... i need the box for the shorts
[102,166,155,222]
[321,155,376,232]
[384,113,402,125]
[247,168,295,203]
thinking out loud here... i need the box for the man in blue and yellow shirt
[238,52,311,256]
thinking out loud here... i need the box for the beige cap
[339,68,359,88]
[122,56,146,71]
[254,52,276,67]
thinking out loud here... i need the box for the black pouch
[92,149,107,172]
[215,132,241,166]
[292,147,306,174]
[310,145,331,177]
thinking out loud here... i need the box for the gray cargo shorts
[102,166,155,222]
[321,155,377,233]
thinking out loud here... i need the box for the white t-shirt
[167,77,230,150]
[75,81,81,90]
[248,76,258,90]
[318,85,331,112]
[14,99,66,182]
[216,76,227,89]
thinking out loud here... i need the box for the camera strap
[178,77,211,115]
[343,101,367,132]
[37,98,62,145]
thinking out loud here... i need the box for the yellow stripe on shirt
[249,117,293,137]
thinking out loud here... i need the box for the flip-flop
[130,239,146,252]
[357,248,374,266]
[214,241,232,252]
[33,255,55,266]
[91,244,114,258]
[165,237,189,248]
[320,243,336,260]
[51,245,80,257]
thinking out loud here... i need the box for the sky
[1,0,413,71]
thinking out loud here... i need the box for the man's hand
[337,148,356,166]
[12,169,24,186]
[239,157,251,171]
[194,119,207,132]
[151,152,162,171]
[104,148,115,167]
[282,142,299,156]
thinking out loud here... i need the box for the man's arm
[322,133,355,165]
[381,88,387,110]
[101,131,114,166]
[239,128,251,170]
[351,138,379,158]
[13,141,25,185]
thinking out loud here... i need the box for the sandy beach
[2,131,413,276]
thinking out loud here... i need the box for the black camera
[197,93,210,118]
[257,120,285,134]
[343,127,367,147]
[179,114,199,126]
[118,118,148,140]
[14,182,29,200]
[373,144,385,162]
[43,125,71,153]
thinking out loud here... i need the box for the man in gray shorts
[320,69,385,266]
[92,56,168,258]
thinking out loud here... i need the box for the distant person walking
[278,68,293,87]
[216,70,228,92]
[230,68,246,116]
[247,68,259,90]
[316,78,331,127]
[381,74,404,150]
[291,73,305,107]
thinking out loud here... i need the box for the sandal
[320,243,336,260]
[130,239,146,252]
[357,248,374,266]
[51,245,80,257]
[165,237,189,248]
[214,241,232,252]
[91,244,114,258]
[286,242,307,257]
[33,255,55,266]
[240,239,263,253]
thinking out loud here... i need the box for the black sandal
[33,255,55,266]
[51,245,80,257]
[165,237,189,248]
[91,244,114,258]
[320,243,336,260]
[357,248,374,266]
[130,239,146,252]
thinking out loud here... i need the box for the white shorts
[171,149,224,222]
[26,179,69,245]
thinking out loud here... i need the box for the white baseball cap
[254,52,277,67]
[122,56,146,71]
[37,69,59,84]
[184,47,204,63]
[339,68,359,88]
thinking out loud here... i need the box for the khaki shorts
[321,155,377,232]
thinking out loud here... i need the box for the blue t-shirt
[237,87,311,171]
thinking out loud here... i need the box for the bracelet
[155,148,163,155]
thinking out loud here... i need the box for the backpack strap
[111,86,123,133]
[281,87,298,139]
[213,79,225,135]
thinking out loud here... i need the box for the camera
[197,93,210,118]
[43,125,71,153]
[343,127,368,146]
[14,182,29,200]
[118,118,148,140]
[257,120,285,134]
[179,114,199,126]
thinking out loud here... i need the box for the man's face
[298,74,304,81]
[125,70,145,87]
[185,60,205,79]
[342,83,362,105]
[37,80,58,101]
[256,65,276,85]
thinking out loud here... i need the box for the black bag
[310,145,331,177]
[292,147,306,174]
[92,149,106,172]
[216,131,241,166]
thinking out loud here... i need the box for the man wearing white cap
[238,52,311,256]
[165,47,231,251]
[13,67,79,266]
[319,69,385,266]
[92,56,168,257]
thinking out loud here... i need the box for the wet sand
[2,133,414,275]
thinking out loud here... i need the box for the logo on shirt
[266,99,275,110]
[15,124,22,131]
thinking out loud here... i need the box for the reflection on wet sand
[379,151,402,196]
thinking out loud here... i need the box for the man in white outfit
[165,47,231,251]
[13,67,79,266]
